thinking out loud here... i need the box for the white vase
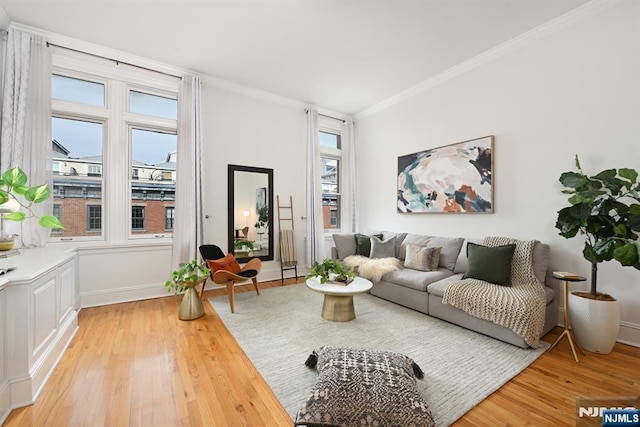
[568,292,620,354]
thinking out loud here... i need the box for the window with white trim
[51,52,179,242]
[319,124,342,231]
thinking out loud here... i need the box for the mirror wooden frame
[227,164,274,263]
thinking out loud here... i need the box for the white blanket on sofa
[343,255,401,282]
[442,237,546,348]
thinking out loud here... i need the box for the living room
[0,0,638,426]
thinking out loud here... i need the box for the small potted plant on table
[306,258,356,284]
[166,260,211,320]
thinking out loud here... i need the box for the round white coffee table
[305,276,373,322]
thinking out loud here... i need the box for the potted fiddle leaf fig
[555,155,640,353]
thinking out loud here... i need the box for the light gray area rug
[209,284,548,426]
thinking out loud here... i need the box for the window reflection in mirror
[227,165,274,262]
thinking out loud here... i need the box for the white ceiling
[0,0,591,115]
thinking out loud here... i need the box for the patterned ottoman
[295,346,436,427]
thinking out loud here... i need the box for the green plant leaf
[3,211,26,222]
[25,184,51,203]
[583,244,600,264]
[1,167,28,187]
[619,168,638,184]
[593,169,617,180]
[11,185,29,195]
[0,191,8,205]
[613,242,638,266]
[555,207,580,237]
[593,239,615,260]
[39,215,65,229]
[559,172,587,189]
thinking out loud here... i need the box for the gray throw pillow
[463,242,516,286]
[404,244,441,271]
[332,233,357,260]
[370,235,396,259]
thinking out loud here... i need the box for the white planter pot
[568,292,620,354]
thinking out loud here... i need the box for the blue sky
[52,75,177,165]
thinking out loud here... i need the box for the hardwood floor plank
[4,279,639,426]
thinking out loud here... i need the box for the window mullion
[105,80,129,243]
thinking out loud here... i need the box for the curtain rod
[305,109,346,123]
[46,42,182,80]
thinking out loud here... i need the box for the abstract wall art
[397,135,494,214]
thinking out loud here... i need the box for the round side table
[548,273,586,362]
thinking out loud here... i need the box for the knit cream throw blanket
[442,237,546,348]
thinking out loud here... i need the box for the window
[130,128,176,237]
[165,206,175,230]
[52,204,62,233]
[52,74,105,106]
[51,60,179,242]
[132,206,145,231]
[87,205,102,232]
[319,130,342,231]
[87,164,101,177]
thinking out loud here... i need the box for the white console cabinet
[0,247,78,424]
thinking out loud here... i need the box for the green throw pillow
[354,233,383,257]
[463,242,516,287]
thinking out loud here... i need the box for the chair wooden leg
[252,277,260,295]
[200,279,207,299]
[227,281,235,313]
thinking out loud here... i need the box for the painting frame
[397,135,494,214]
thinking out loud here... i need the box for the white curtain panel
[0,28,52,247]
[341,119,356,233]
[171,75,205,270]
[305,109,325,266]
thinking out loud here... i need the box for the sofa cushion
[429,274,555,305]
[354,233,383,257]
[381,267,454,292]
[397,233,432,260]
[532,243,550,283]
[426,236,464,271]
[404,244,441,272]
[463,242,516,287]
[332,233,356,260]
[453,238,483,274]
[426,273,465,297]
[370,235,396,259]
[366,230,407,258]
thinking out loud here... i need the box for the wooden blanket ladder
[277,195,298,283]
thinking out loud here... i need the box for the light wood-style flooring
[5,279,639,426]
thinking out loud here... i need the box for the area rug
[209,284,548,426]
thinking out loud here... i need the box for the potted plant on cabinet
[166,259,211,320]
[555,155,640,353]
[0,166,65,250]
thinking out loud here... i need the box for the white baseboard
[80,282,170,308]
[557,307,639,348]
[80,265,309,309]
[0,381,10,426]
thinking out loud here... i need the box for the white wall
[201,84,307,282]
[354,1,640,346]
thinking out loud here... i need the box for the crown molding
[354,0,626,121]
[9,22,349,119]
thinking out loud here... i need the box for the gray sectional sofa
[331,230,557,348]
